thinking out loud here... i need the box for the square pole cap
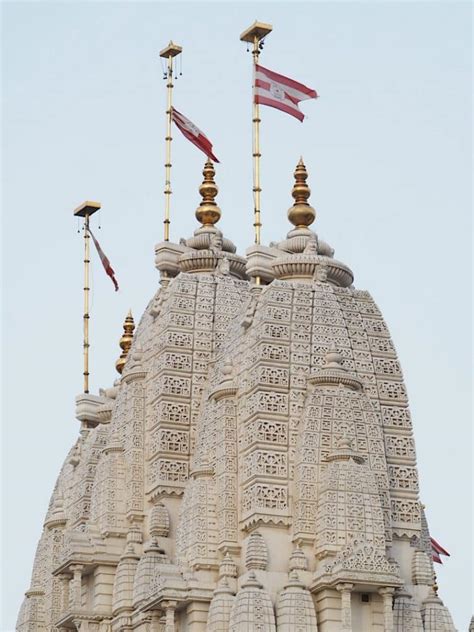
[74,201,101,218]
[159,41,182,58]
[240,21,273,43]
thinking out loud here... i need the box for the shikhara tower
[17,159,456,632]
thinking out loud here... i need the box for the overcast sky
[2,2,472,630]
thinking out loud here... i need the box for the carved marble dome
[17,160,456,632]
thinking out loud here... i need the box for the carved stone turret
[276,570,318,632]
[229,572,276,631]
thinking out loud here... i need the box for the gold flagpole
[240,21,273,256]
[160,41,182,242]
[74,201,101,394]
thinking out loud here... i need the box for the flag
[254,64,318,122]
[171,107,219,163]
[88,227,119,291]
[431,537,450,564]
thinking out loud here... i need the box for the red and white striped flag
[172,107,219,163]
[254,64,318,122]
[88,227,119,291]
[431,537,450,564]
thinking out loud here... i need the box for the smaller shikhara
[17,160,455,631]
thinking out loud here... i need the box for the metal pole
[164,54,173,242]
[252,34,262,248]
[240,22,272,287]
[160,41,182,242]
[74,201,100,394]
[83,214,90,393]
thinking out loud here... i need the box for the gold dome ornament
[195,159,221,226]
[115,310,135,375]
[287,158,316,228]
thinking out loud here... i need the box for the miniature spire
[115,310,135,374]
[287,158,316,228]
[325,433,365,464]
[195,159,221,226]
[324,343,344,368]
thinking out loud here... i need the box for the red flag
[431,537,450,564]
[88,227,119,291]
[171,108,219,163]
[254,64,318,122]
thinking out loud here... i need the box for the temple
[17,159,457,631]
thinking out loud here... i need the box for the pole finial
[287,158,316,228]
[240,21,273,43]
[116,311,135,375]
[195,159,221,226]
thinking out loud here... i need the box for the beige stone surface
[17,164,457,632]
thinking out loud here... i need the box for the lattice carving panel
[293,383,392,543]
[315,461,386,557]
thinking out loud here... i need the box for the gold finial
[116,310,135,375]
[287,157,316,228]
[195,159,221,226]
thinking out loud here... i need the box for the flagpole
[74,201,101,394]
[240,21,273,264]
[252,40,262,247]
[160,41,182,242]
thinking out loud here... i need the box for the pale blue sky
[2,1,472,630]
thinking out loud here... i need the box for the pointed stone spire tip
[195,159,221,227]
[116,310,135,375]
[288,158,315,229]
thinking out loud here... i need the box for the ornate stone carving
[245,531,268,571]
[312,539,402,591]
[150,502,170,538]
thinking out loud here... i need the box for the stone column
[336,583,354,632]
[70,565,83,610]
[379,587,395,632]
[164,601,177,632]
[149,611,163,632]
[58,573,71,611]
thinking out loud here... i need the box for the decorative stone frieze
[312,539,402,592]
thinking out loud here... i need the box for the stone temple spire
[115,310,135,374]
[287,157,316,229]
[18,145,457,632]
[195,159,221,227]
